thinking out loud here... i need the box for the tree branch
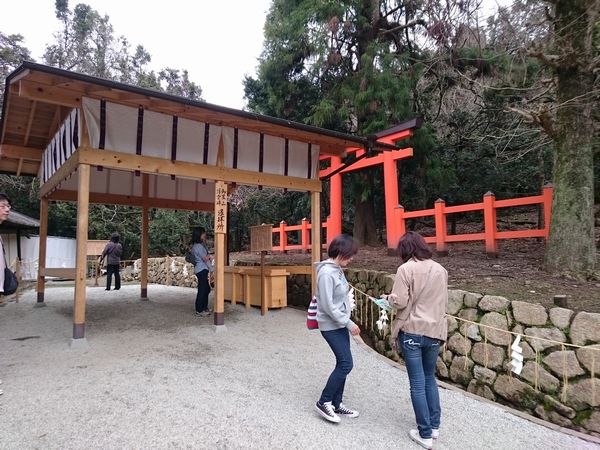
[379,18,427,35]
[527,48,560,68]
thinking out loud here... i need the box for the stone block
[447,316,459,334]
[471,343,505,370]
[570,312,600,346]
[524,327,566,352]
[565,378,600,410]
[473,365,497,385]
[479,295,510,312]
[512,301,548,326]
[466,324,482,342]
[549,307,573,329]
[519,361,560,394]
[479,312,510,346]
[447,333,472,356]
[583,410,600,434]
[467,380,496,401]
[464,292,483,308]
[543,395,576,419]
[534,405,573,428]
[450,356,473,387]
[493,375,539,409]
[458,308,478,321]
[436,357,449,379]
[543,351,585,379]
[576,344,600,375]
[447,290,466,315]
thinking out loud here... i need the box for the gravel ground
[0,284,597,450]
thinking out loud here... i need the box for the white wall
[1,235,76,280]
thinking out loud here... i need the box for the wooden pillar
[434,198,448,255]
[141,174,149,299]
[383,151,400,250]
[73,163,90,339]
[36,197,49,305]
[483,191,498,257]
[542,183,553,240]
[311,190,321,297]
[329,156,343,243]
[214,180,228,329]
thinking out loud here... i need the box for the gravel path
[0,285,597,450]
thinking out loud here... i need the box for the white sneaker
[432,428,439,439]
[334,403,359,418]
[315,401,341,423]
[0,389,3,395]
[409,429,433,449]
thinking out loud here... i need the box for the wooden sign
[250,224,273,252]
[215,181,228,234]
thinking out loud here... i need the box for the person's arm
[388,266,411,311]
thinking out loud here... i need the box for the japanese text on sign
[215,181,228,234]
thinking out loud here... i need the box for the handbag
[3,267,18,295]
[185,251,196,264]
[306,296,318,330]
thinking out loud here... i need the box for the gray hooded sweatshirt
[315,260,357,332]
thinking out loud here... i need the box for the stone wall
[128,257,198,288]
[343,269,600,437]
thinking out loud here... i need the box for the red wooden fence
[395,184,553,255]
[270,185,553,255]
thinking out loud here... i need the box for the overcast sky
[0,0,272,109]
[1,1,505,110]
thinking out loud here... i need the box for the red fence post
[390,205,406,253]
[301,218,310,253]
[279,220,287,253]
[542,183,553,240]
[329,156,343,239]
[483,191,498,256]
[383,151,400,252]
[434,199,448,255]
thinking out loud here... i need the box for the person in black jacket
[100,232,123,291]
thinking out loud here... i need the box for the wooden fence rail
[396,184,553,255]
[271,184,553,255]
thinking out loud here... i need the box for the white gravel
[0,284,597,450]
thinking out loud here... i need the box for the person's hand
[350,324,361,336]
[202,255,210,262]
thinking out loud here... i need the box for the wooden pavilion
[0,62,398,341]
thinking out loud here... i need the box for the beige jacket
[389,258,448,342]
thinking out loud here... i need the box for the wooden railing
[271,217,334,252]
[395,185,553,255]
[271,185,553,255]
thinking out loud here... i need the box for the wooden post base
[73,323,85,339]
[140,287,148,299]
[213,311,225,326]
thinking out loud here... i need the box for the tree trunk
[544,0,598,276]
[352,172,380,246]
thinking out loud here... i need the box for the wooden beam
[140,174,149,299]
[311,191,321,297]
[16,158,23,176]
[214,180,227,327]
[73,163,90,339]
[0,144,43,161]
[18,80,82,108]
[23,100,38,146]
[0,158,39,175]
[47,189,214,211]
[77,147,322,192]
[36,197,48,304]
[42,268,76,279]
[39,150,79,197]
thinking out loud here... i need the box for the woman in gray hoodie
[314,234,361,424]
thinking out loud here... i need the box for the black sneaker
[334,403,359,418]
[315,401,341,423]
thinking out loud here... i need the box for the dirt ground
[232,238,600,313]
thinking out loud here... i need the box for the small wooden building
[0,62,397,341]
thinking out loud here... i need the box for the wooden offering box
[223,266,288,309]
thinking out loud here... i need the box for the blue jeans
[195,270,210,312]
[319,327,353,408]
[400,332,441,439]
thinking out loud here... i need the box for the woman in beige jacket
[387,231,448,449]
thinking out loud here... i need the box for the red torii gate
[319,119,421,252]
